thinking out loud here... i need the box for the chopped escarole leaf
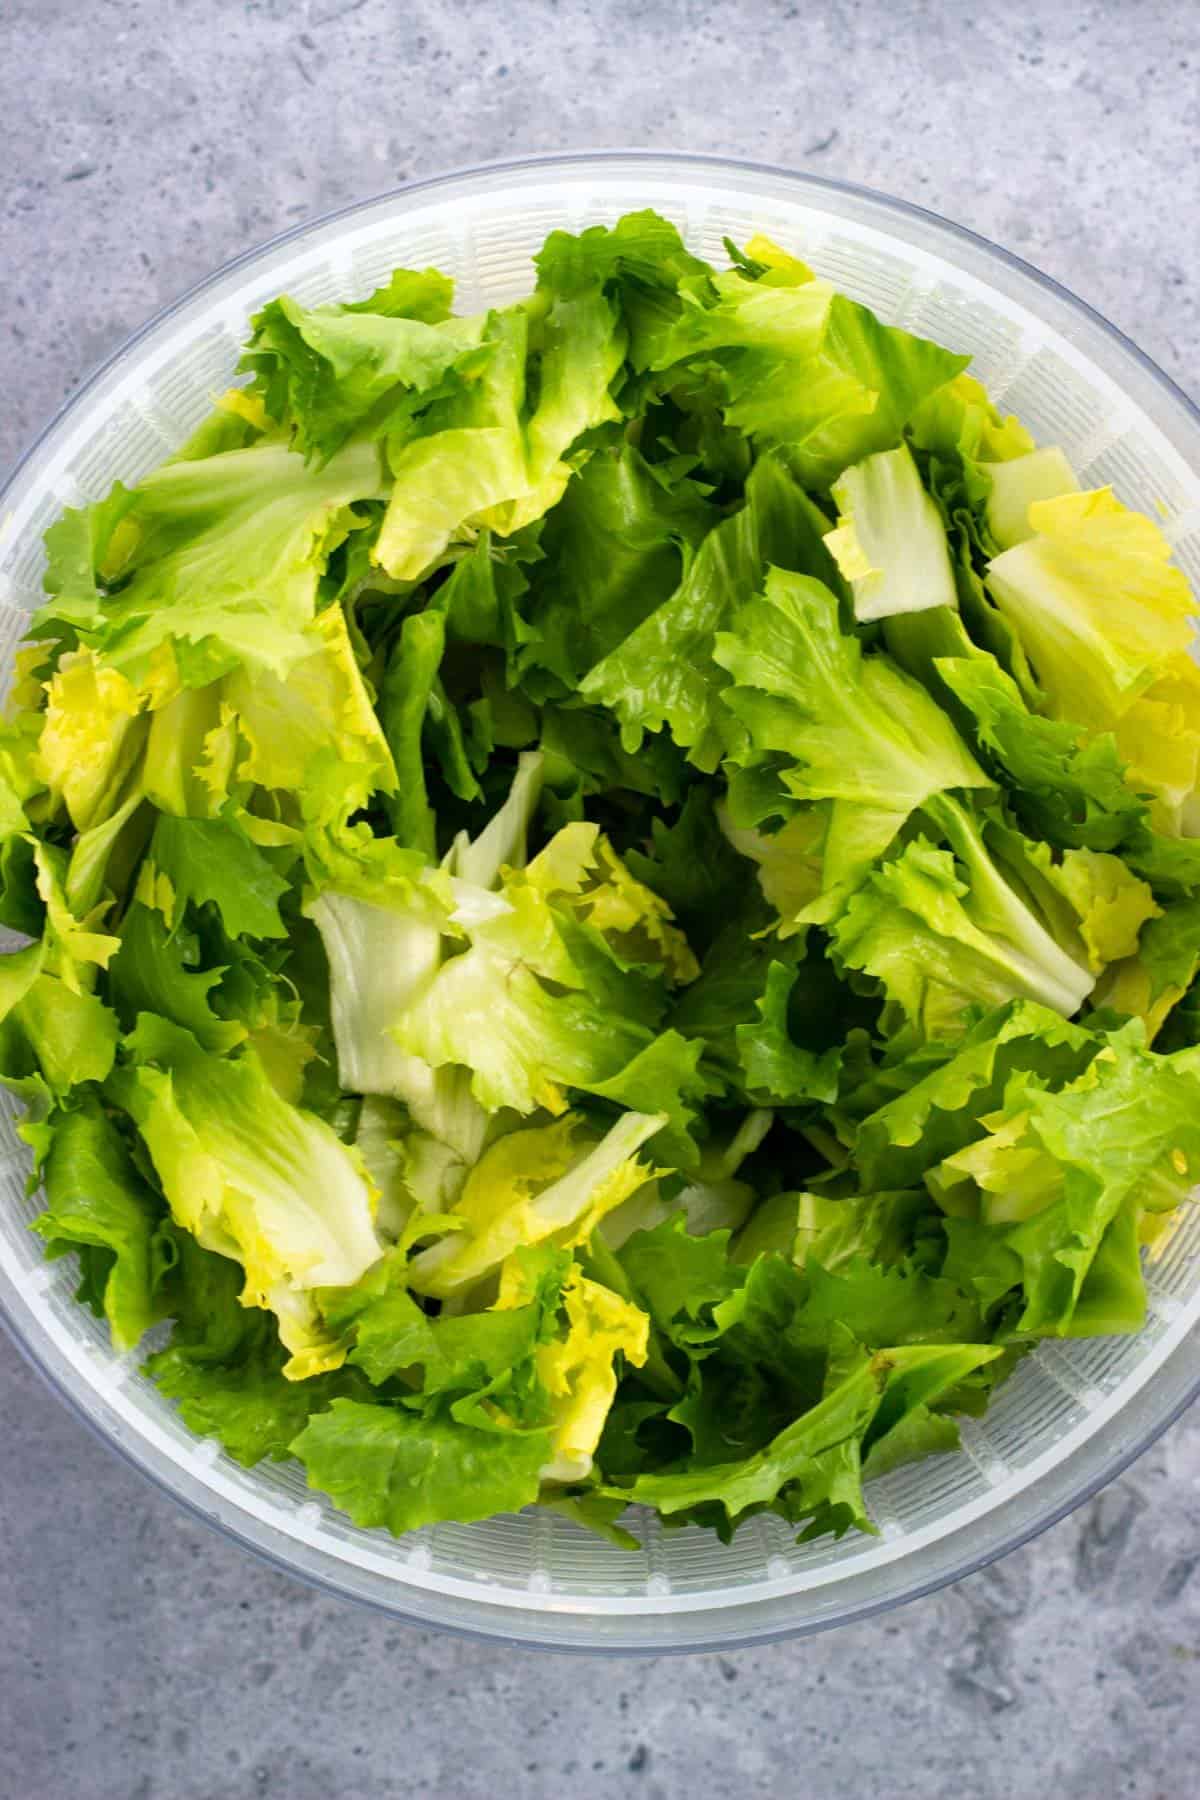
[109,1016,383,1379]
[827,440,959,623]
[649,261,968,486]
[713,565,990,923]
[579,450,841,770]
[986,488,1194,731]
[407,1108,666,1298]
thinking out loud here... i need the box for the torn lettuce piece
[499,1256,649,1483]
[393,919,654,1115]
[735,961,841,1105]
[521,820,698,984]
[908,370,1037,553]
[934,652,1147,852]
[442,748,545,889]
[522,274,626,490]
[718,809,828,928]
[242,283,481,461]
[904,373,1046,693]
[376,608,446,857]
[625,786,751,958]
[986,487,1195,732]
[533,209,713,368]
[392,810,688,1119]
[601,1109,773,1250]
[1111,655,1200,838]
[619,1338,1000,1539]
[985,446,1079,550]
[142,814,291,942]
[407,1109,665,1298]
[1094,900,1200,1044]
[830,818,1097,1049]
[0,941,119,1094]
[713,566,990,921]
[922,796,1157,977]
[352,1096,417,1239]
[937,1023,1200,1334]
[110,1016,383,1379]
[308,758,554,1181]
[373,272,627,584]
[650,265,968,487]
[33,1094,172,1352]
[580,452,841,771]
[0,843,121,1092]
[850,998,1099,1193]
[107,904,247,1054]
[826,441,959,622]
[583,1030,720,1171]
[37,440,387,685]
[375,308,535,580]
[35,649,149,833]
[715,569,989,819]
[521,443,716,688]
[305,865,495,1186]
[295,1241,647,1528]
[226,599,396,817]
[292,1396,551,1533]
[147,1230,369,1467]
[754,1189,934,1273]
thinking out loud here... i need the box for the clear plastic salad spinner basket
[2,152,1200,1654]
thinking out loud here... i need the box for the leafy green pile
[5,212,1200,1550]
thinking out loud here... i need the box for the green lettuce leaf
[985,446,1079,550]
[651,266,968,486]
[242,282,480,460]
[580,452,841,770]
[533,209,713,369]
[830,810,1097,1049]
[934,652,1146,852]
[714,566,990,920]
[600,1110,772,1251]
[617,1214,742,1352]
[1095,899,1200,1043]
[106,903,247,1053]
[438,527,541,668]
[624,786,751,957]
[0,939,119,1094]
[986,487,1195,732]
[37,440,386,684]
[292,1398,552,1533]
[735,960,841,1105]
[743,1189,934,1273]
[110,1016,383,1378]
[148,1230,368,1466]
[372,284,625,583]
[584,1029,718,1169]
[937,1022,1200,1333]
[33,1094,172,1351]
[377,608,447,856]
[826,440,959,622]
[408,1109,664,1298]
[520,443,716,688]
[620,1337,1000,1539]
[851,998,1098,1192]
[143,815,290,941]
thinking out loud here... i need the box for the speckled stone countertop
[2,4,1199,1796]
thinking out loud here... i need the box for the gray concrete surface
[2,2,1199,1796]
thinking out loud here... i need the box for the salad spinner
[2,152,1199,1652]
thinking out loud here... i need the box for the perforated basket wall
[3,156,1199,1651]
